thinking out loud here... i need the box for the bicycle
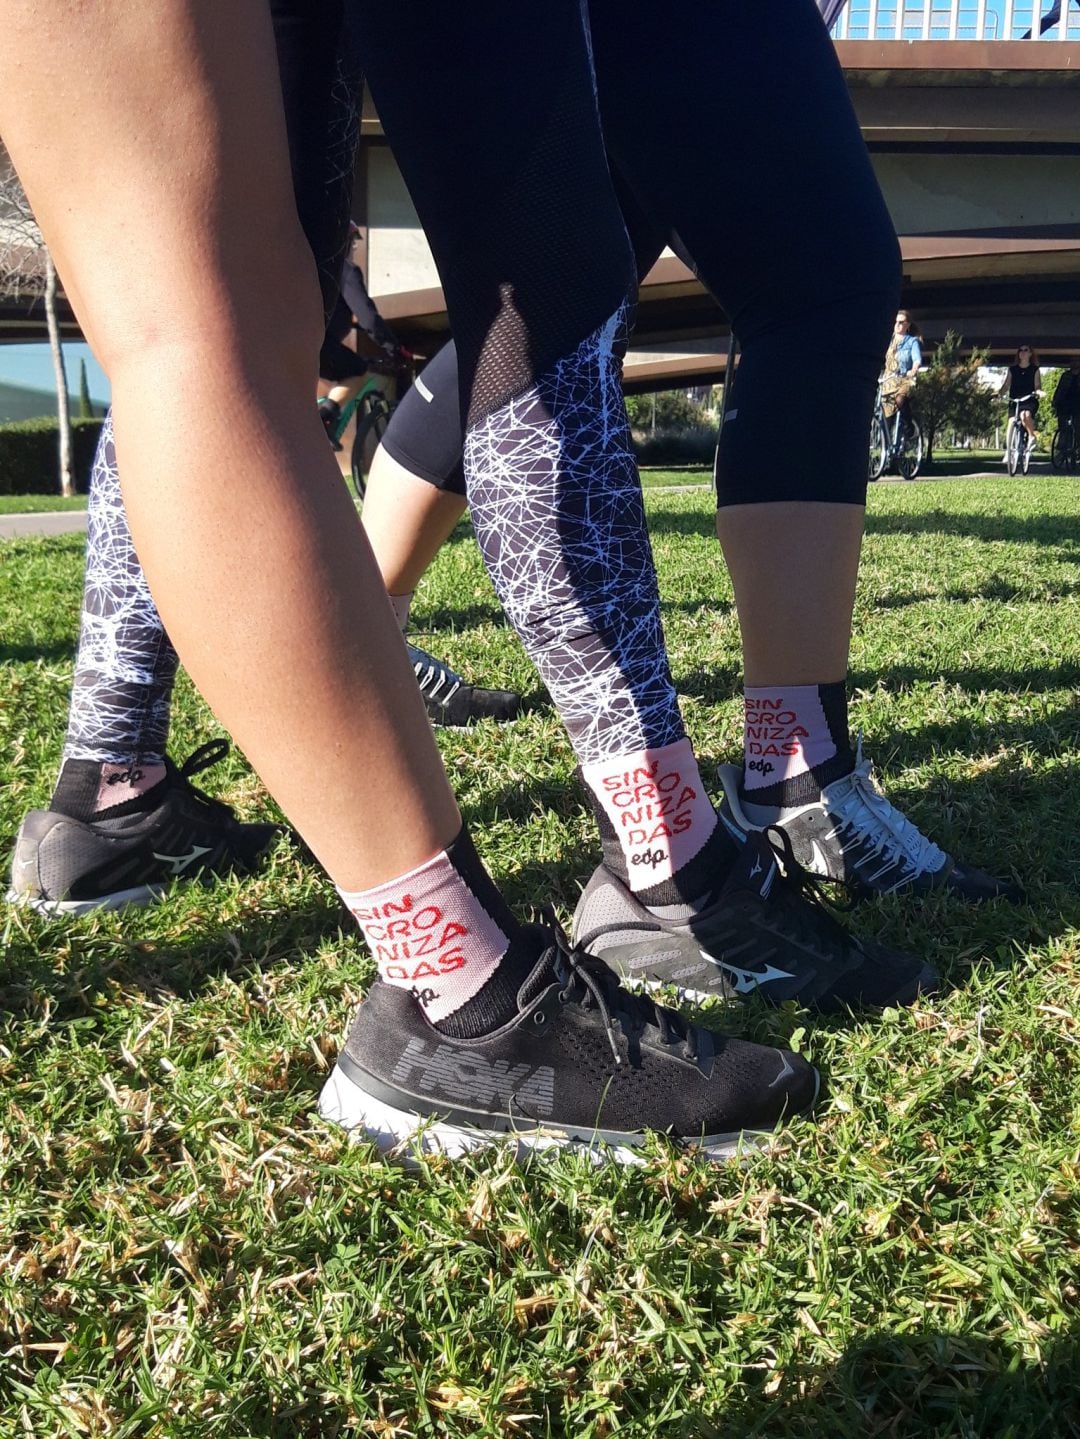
[1005,395,1038,477]
[868,384,923,481]
[1050,412,1079,473]
[322,349,419,500]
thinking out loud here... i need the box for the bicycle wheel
[868,414,888,482]
[350,398,392,500]
[1006,421,1021,477]
[1051,428,1066,474]
[897,416,923,480]
[1022,430,1033,475]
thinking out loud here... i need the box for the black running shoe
[318,927,819,1163]
[572,830,937,1012]
[7,740,281,915]
[717,741,1022,903]
[408,642,524,726]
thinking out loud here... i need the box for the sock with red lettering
[339,826,539,1038]
[739,681,854,819]
[581,737,737,913]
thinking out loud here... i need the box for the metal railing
[830,0,1080,40]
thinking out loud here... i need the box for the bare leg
[0,0,457,891]
[326,375,366,410]
[361,447,468,599]
[716,503,865,685]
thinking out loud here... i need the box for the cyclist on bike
[998,345,1041,453]
[880,310,922,429]
[1052,357,1080,426]
[318,225,402,447]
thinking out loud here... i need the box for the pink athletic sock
[741,682,851,808]
[95,760,167,812]
[581,737,719,893]
[339,843,514,1025]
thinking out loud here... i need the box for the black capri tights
[360,0,899,510]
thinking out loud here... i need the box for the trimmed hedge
[0,416,105,495]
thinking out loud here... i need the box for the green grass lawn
[0,493,89,514]
[639,467,712,489]
[2,478,1079,1436]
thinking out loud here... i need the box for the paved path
[0,510,88,540]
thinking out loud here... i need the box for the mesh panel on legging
[61,2,359,767]
[355,0,686,763]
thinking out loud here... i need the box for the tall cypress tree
[78,357,93,419]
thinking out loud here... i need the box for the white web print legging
[63,414,178,764]
[465,302,683,764]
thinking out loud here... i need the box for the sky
[0,340,111,406]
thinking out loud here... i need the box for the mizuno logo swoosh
[769,1053,796,1089]
[700,948,796,995]
[152,845,212,876]
[749,857,763,879]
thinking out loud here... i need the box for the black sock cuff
[633,819,737,908]
[445,825,525,946]
[818,680,852,757]
[50,760,102,822]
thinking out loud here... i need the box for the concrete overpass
[359,36,1080,385]
[4,16,1079,386]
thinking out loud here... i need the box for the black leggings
[354,0,898,766]
[358,0,897,509]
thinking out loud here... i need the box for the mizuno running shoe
[408,642,524,726]
[716,741,1021,902]
[7,740,281,915]
[318,927,819,1163]
[571,830,936,1011]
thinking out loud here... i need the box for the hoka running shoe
[716,740,1021,902]
[318,926,819,1163]
[572,830,936,1011]
[408,642,523,726]
[7,740,281,915]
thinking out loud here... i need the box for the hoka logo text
[391,1038,555,1115]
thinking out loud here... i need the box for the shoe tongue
[721,834,779,903]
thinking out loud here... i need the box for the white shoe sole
[6,883,164,916]
[318,1063,803,1166]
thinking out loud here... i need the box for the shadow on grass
[675,662,1080,707]
[0,640,77,665]
[870,575,1080,609]
[864,507,1080,554]
[723,1328,1080,1438]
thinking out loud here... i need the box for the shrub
[0,416,104,495]
[632,424,718,468]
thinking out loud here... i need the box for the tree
[914,330,998,466]
[78,356,94,419]
[0,156,75,495]
[625,388,707,433]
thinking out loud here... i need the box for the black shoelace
[757,827,861,971]
[544,915,701,1067]
[166,739,238,823]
